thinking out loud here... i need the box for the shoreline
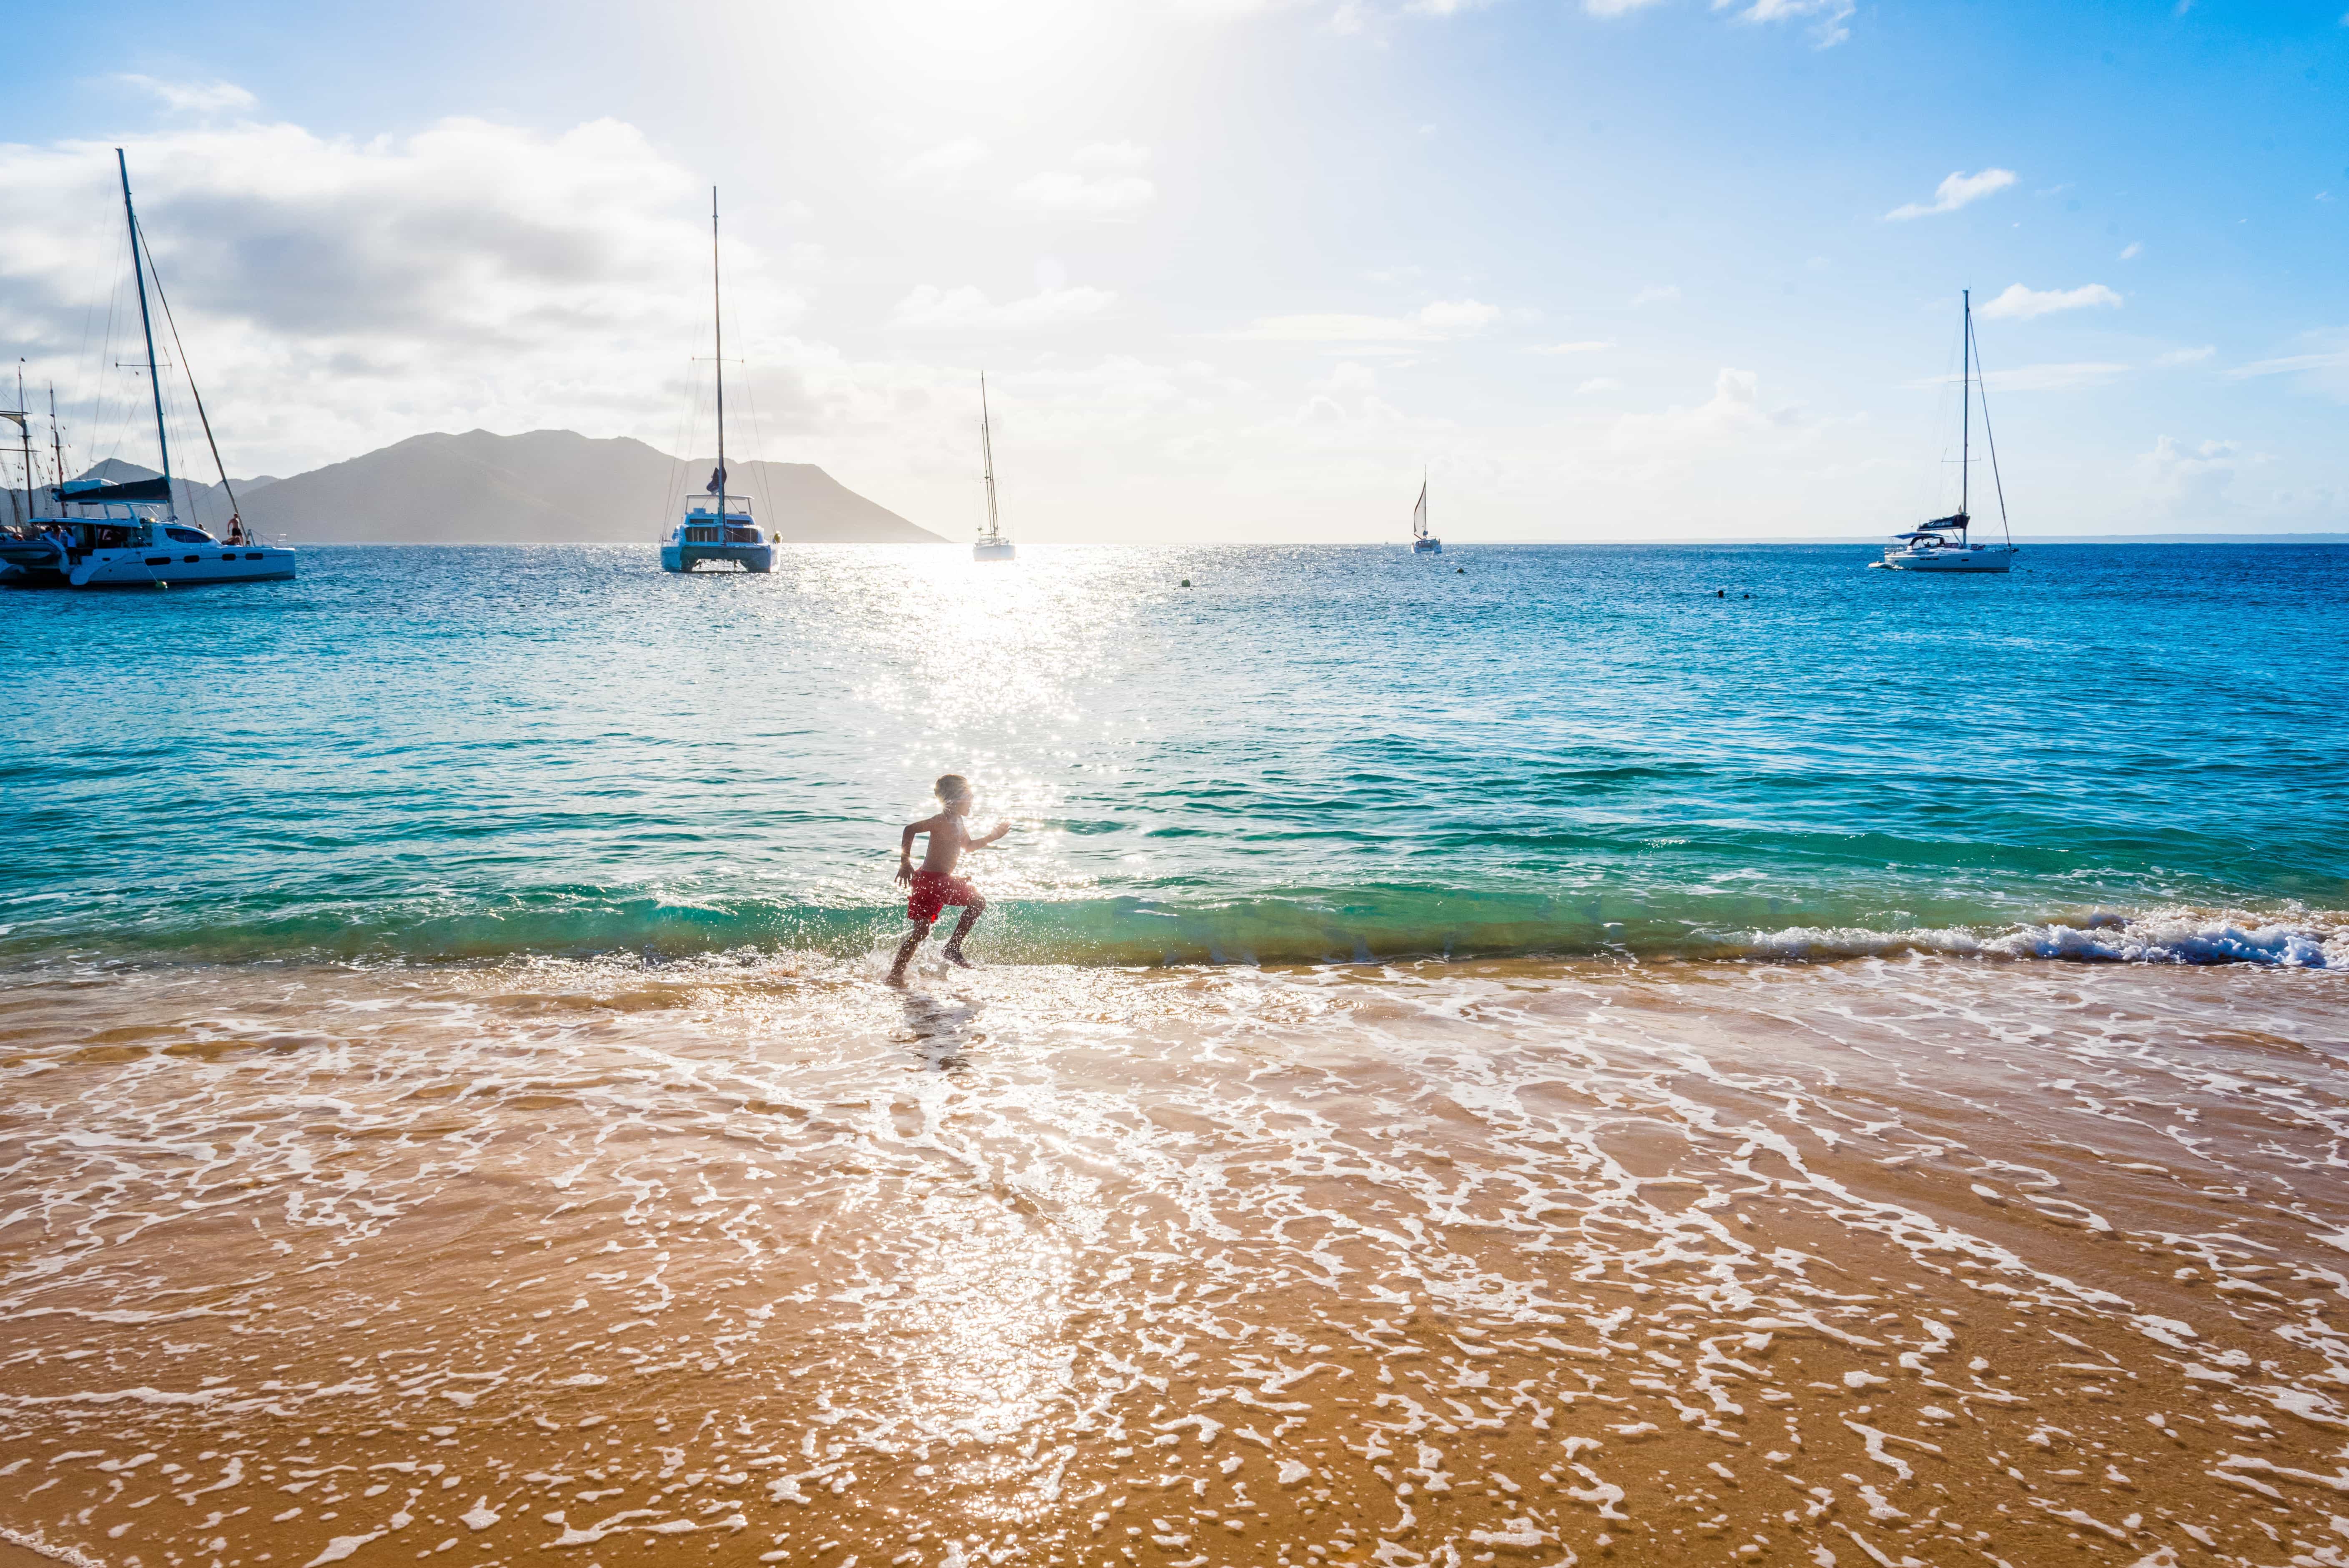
[4,952,2345,1565]
[2,900,2340,976]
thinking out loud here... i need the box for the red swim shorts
[906,870,980,924]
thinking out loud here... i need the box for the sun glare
[803,0,1120,103]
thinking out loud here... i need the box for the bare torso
[912,811,978,876]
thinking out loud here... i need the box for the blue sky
[0,0,2341,541]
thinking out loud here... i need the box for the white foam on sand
[0,948,2344,1565]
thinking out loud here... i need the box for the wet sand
[3,952,2346,1567]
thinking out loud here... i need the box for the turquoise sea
[4,541,2344,969]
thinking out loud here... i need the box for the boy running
[889,774,1010,984]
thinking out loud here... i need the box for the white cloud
[1714,0,1856,47]
[1582,0,1666,14]
[1980,361,2129,391]
[1576,377,1622,394]
[1910,361,2128,391]
[1294,359,1407,434]
[888,283,1118,331]
[2154,346,2214,366]
[1885,167,2018,221]
[1233,298,1501,346]
[1631,284,1680,306]
[1977,282,2123,320]
[1531,340,1614,355]
[2224,329,2349,399]
[114,76,258,116]
[2118,241,2142,260]
[1071,141,1151,171]
[900,137,990,180]
[1609,369,1809,456]
[1405,0,1496,13]
[1415,299,1501,331]
[0,116,782,473]
[1007,143,1157,220]
[2140,435,2240,514]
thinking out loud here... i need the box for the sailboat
[972,373,1014,562]
[0,150,296,588]
[660,187,773,574]
[1876,289,2016,573]
[1410,474,1440,554]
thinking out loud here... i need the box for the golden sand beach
[3,953,2345,1568]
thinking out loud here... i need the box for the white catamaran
[660,187,773,575]
[0,150,296,589]
[1410,475,1440,554]
[1877,289,2016,573]
[972,373,1014,562]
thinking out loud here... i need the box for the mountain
[11,430,944,545]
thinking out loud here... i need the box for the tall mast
[49,383,64,501]
[1959,289,1970,524]
[118,149,174,520]
[14,362,30,529]
[979,372,998,541]
[711,186,725,516]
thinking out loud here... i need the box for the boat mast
[13,361,29,531]
[118,149,175,522]
[979,372,998,542]
[1959,289,1970,529]
[49,383,65,503]
[711,186,725,521]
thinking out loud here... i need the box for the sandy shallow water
[3,952,2346,1568]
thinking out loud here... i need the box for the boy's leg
[888,921,933,985]
[940,895,986,966]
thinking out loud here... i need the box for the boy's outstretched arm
[896,817,932,884]
[978,820,1012,846]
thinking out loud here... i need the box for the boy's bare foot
[941,948,975,969]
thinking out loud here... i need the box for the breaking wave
[5,883,2339,971]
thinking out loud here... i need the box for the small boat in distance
[1411,475,1441,554]
[0,150,296,588]
[661,187,772,575]
[973,373,1014,562]
[1876,289,2015,573]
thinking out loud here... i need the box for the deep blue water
[3,542,2344,966]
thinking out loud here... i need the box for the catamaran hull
[5,544,298,587]
[661,543,773,573]
[973,540,1016,562]
[1413,538,1443,554]
[1881,547,2013,573]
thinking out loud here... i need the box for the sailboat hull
[1413,538,1442,554]
[1881,545,2013,573]
[973,540,1016,562]
[661,542,773,573]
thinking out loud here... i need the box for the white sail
[972,372,1015,560]
[979,373,999,542]
[1411,479,1428,541]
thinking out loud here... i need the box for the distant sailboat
[1876,289,2016,573]
[1410,475,1441,554]
[973,373,1014,562]
[660,187,772,575]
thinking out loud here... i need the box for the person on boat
[888,774,1011,985]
